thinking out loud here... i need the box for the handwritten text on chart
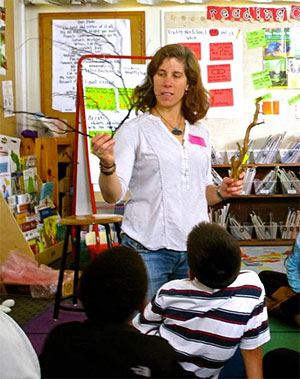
[210,43,234,60]
[52,18,131,112]
[210,88,234,107]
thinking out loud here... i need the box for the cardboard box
[0,270,77,299]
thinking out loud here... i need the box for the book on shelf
[40,181,54,203]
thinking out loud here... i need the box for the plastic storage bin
[254,223,278,240]
[279,224,299,240]
[253,180,277,195]
[230,223,253,240]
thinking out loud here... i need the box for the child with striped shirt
[133,222,270,378]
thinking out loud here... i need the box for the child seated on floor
[259,232,300,326]
[39,246,194,378]
[133,222,270,379]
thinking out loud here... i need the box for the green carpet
[263,316,300,355]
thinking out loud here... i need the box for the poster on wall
[263,28,300,89]
[0,2,6,76]
[52,18,132,113]
[165,28,243,119]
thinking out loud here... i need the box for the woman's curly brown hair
[133,44,211,124]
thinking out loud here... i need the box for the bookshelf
[20,137,73,217]
[212,163,299,246]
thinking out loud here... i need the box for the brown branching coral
[230,97,264,181]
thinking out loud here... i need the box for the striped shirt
[133,270,270,378]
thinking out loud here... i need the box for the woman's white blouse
[112,112,213,251]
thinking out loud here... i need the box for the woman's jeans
[121,233,188,301]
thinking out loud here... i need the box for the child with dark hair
[40,246,193,378]
[133,222,270,379]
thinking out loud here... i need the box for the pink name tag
[188,134,207,147]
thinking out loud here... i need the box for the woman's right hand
[91,133,116,166]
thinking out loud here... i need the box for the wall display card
[52,19,131,113]
[0,5,6,76]
[165,28,243,118]
[263,28,300,89]
[2,80,14,117]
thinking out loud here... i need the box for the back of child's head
[187,222,241,288]
[78,246,147,323]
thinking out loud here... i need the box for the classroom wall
[14,1,300,149]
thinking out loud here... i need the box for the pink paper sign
[210,43,234,61]
[207,64,231,83]
[179,42,201,60]
[210,88,234,107]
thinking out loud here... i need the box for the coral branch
[230,97,264,181]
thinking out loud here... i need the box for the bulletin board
[162,10,300,149]
[0,0,16,137]
[39,11,145,130]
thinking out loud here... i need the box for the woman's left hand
[219,172,245,198]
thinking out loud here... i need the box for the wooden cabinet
[20,137,73,217]
[212,163,299,246]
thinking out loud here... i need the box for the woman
[92,44,244,299]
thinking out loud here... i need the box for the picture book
[40,181,54,202]
[43,215,58,246]
[0,172,11,201]
[11,172,25,195]
[23,167,37,193]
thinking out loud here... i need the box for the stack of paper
[228,216,253,240]
[250,211,278,240]
[253,168,278,195]
[277,168,300,194]
[280,140,300,163]
[280,209,300,239]
[241,167,256,195]
[253,132,286,163]
[211,168,223,186]
[209,203,230,228]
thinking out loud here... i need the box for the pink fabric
[0,250,72,285]
[188,134,207,147]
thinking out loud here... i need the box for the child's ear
[188,269,195,280]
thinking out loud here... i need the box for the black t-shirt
[39,321,194,378]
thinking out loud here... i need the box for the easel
[72,54,151,216]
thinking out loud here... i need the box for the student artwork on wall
[263,28,300,89]
[164,27,243,119]
[52,19,132,113]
